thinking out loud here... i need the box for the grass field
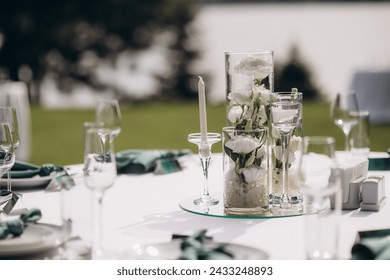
[29,101,390,166]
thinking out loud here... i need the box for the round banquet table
[6,152,390,260]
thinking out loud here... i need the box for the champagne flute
[271,95,301,210]
[95,99,122,145]
[0,106,20,192]
[0,123,15,213]
[331,92,359,155]
[83,122,117,259]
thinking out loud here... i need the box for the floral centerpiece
[223,51,273,215]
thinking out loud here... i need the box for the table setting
[0,50,389,261]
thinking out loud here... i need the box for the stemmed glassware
[83,122,117,259]
[270,93,301,210]
[0,107,20,215]
[299,136,341,259]
[0,123,15,213]
[331,92,359,156]
[188,133,221,207]
[95,99,122,146]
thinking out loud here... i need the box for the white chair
[349,70,390,124]
[0,81,31,161]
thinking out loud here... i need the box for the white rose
[234,55,272,81]
[225,135,260,154]
[242,166,267,184]
[228,91,252,105]
[255,105,267,124]
[260,89,272,105]
[224,166,239,183]
[242,104,254,120]
[255,145,265,158]
[228,106,243,123]
[272,146,296,163]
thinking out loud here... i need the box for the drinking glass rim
[224,50,273,55]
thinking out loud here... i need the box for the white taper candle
[198,76,208,142]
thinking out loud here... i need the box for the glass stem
[6,171,10,192]
[345,131,351,152]
[92,190,104,259]
[200,156,211,201]
[280,132,291,206]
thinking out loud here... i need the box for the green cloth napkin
[351,229,390,260]
[116,149,190,174]
[175,230,234,260]
[368,158,390,171]
[5,161,64,179]
[0,208,42,240]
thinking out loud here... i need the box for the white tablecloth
[17,153,390,260]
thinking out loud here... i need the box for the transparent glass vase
[222,126,269,216]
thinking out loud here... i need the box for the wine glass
[0,106,20,192]
[83,122,117,259]
[299,136,341,259]
[270,94,301,210]
[0,123,15,214]
[188,133,221,206]
[331,92,359,155]
[95,99,122,145]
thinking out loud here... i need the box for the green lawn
[29,102,390,166]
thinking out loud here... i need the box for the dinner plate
[0,223,66,257]
[134,239,269,260]
[0,175,53,190]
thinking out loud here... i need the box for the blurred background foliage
[0,0,202,103]
[0,0,323,104]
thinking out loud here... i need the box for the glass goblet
[188,133,221,206]
[0,123,16,214]
[95,99,122,144]
[0,106,20,192]
[331,92,359,155]
[83,122,117,259]
[270,96,301,210]
[299,136,341,260]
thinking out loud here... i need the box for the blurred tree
[0,0,201,102]
[275,45,321,100]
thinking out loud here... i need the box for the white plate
[0,223,66,257]
[0,175,53,190]
[134,239,269,260]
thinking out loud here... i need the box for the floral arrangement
[223,127,268,210]
[226,53,273,131]
[223,52,273,212]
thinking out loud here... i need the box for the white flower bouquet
[225,51,273,131]
[222,127,269,214]
[223,51,274,214]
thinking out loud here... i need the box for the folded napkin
[6,161,64,179]
[6,161,75,190]
[351,229,390,260]
[368,158,390,171]
[0,208,41,239]
[116,149,190,174]
[175,230,233,260]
